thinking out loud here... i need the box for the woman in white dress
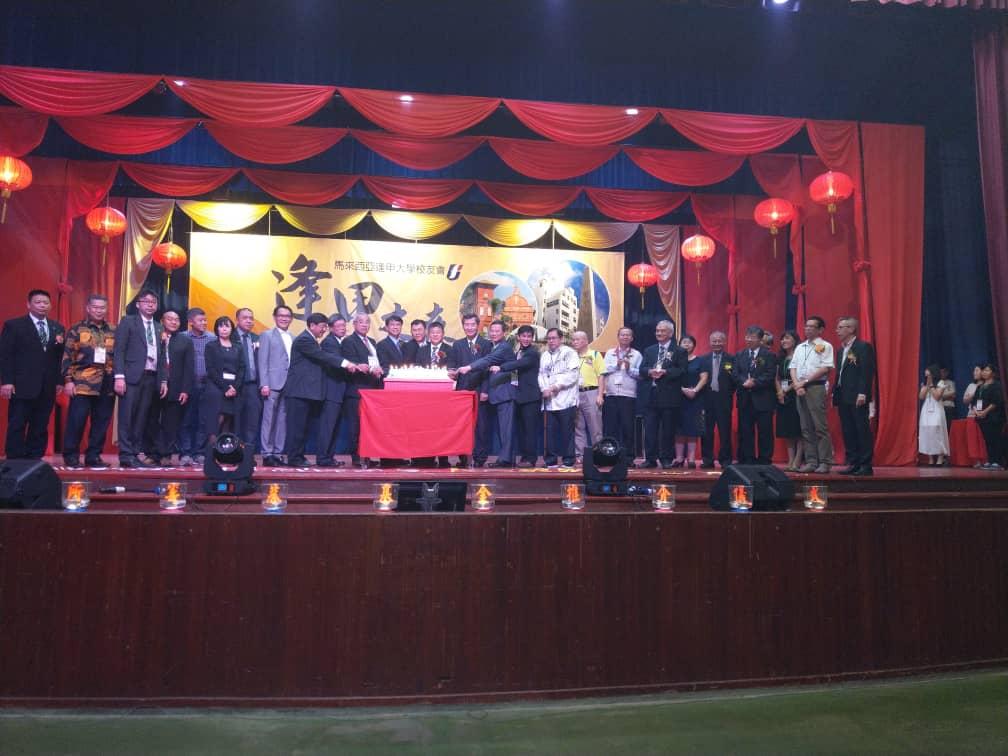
[918,364,950,466]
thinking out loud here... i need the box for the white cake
[386,366,453,381]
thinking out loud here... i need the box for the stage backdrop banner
[188,233,624,347]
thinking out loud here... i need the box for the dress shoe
[854,466,874,476]
[487,460,514,469]
[119,457,140,469]
[700,461,715,469]
[315,459,345,468]
[63,455,82,468]
[516,460,534,468]
[797,463,818,473]
[85,457,109,469]
[814,464,831,474]
[638,460,659,469]
[670,459,684,468]
[287,457,309,468]
[838,466,859,475]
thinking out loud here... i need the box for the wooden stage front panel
[2,507,1007,705]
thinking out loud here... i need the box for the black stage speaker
[396,481,468,512]
[708,464,794,512]
[0,459,62,510]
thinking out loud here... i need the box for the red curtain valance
[625,147,746,186]
[122,163,239,196]
[338,87,501,138]
[0,65,159,116]
[56,115,199,155]
[503,99,657,146]
[244,169,358,206]
[206,122,348,164]
[476,181,581,215]
[585,187,689,222]
[361,176,472,210]
[488,137,618,180]
[0,105,48,155]
[166,77,335,126]
[660,109,805,155]
[351,130,483,170]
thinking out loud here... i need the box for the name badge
[367,356,380,370]
[223,372,237,381]
[92,347,107,364]
[612,374,623,386]
[976,399,983,411]
[780,379,789,390]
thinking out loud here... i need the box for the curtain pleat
[351,130,483,170]
[244,168,358,205]
[122,198,174,308]
[56,115,198,155]
[503,99,657,146]
[206,122,347,164]
[338,87,500,138]
[275,206,369,236]
[0,105,49,155]
[553,220,638,249]
[371,210,461,240]
[122,163,239,196]
[176,201,271,232]
[0,65,159,116]
[166,77,335,126]
[642,225,682,331]
[463,215,552,246]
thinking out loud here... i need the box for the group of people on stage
[1,286,1004,477]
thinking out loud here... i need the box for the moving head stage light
[203,433,257,495]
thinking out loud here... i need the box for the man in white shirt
[538,328,580,467]
[258,305,294,467]
[601,326,642,458]
[790,315,835,473]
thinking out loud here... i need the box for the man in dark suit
[149,309,194,466]
[833,316,876,476]
[448,312,492,467]
[700,330,736,469]
[317,323,350,467]
[402,318,427,365]
[637,320,687,468]
[114,288,165,468]
[234,307,262,449]
[735,325,778,465]
[414,322,450,368]
[338,312,384,467]
[376,314,407,376]
[283,313,355,467]
[457,320,517,468]
[497,324,541,467]
[0,289,66,459]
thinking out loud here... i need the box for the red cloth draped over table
[244,169,358,205]
[0,65,159,116]
[862,123,925,466]
[122,163,238,196]
[488,137,618,180]
[338,87,500,138]
[586,187,688,222]
[351,130,483,170]
[358,388,478,458]
[949,419,988,466]
[361,176,471,210]
[503,98,657,146]
[660,108,805,155]
[0,106,48,155]
[166,77,335,126]
[56,115,198,155]
[476,181,581,216]
[691,195,740,348]
[624,147,745,186]
[206,123,347,164]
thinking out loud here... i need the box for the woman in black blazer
[202,316,246,442]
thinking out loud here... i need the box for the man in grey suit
[258,305,294,467]
[113,289,165,468]
[457,320,518,468]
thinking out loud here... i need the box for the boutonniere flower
[756,358,764,367]
[55,333,64,345]
[79,330,91,344]
[724,362,733,372]
[847,352,858,365]
[814,343,825,354]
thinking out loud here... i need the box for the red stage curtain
[244,169,358,206]
[488,137,618,180]
[0,65,159,116]
[338,87,500,138]
[67,196,125,322]
[624,148,745,186]
[862,123,925,466]
[166,77,335,126]
[660,109,805,156]
[122,163,238,196]
[974,20,1008,387]
[0,106,48,156]
[361,176,472,210]
[206,122,347,164]
[681,224,732,349]
[750,153,807,324]
[351,130,483,170]
[732,200,787,354]
[586,187,688,222]
[503,99,657,146]
[56,115,198,155]
[691,195,740,348]
[476,181,581,216]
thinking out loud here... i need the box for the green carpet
[2,670,1006,755]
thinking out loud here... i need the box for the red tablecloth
[358,387,477,458]
[949,418,986,467]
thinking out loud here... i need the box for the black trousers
[979,419,1005,465]
[237,381,263,450]
[515,400,541,464]
[737,402,774,464]
[317,398,343,462]
[343,395,361,459]
[5,388,57,459]
[838,401,873,467]
[544,406,576,466]
[459,400,491,466]
[151,399,186,460]
[63,393,115,460]
[284,396,324,463]
[117,372,158,459]
[702,391,734,465]
[602,395,636,457]
[644,405,679,464]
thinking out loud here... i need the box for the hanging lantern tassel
[626,263,659,311]
[680,234,716,288]
[827,203,838,235]
[151,242,188,296]
[0,156,34,225]
[86,206,127,267]
[753,198,796,258]
[809,171,854,236]
[1,189,10,225]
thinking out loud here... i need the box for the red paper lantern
[151,242,188,292]
[808,170,854,234]
[0,156,33,224]
[753,198,796,258]
[626,262,659,309]
[85,206,127,264]
[681,233,716,285]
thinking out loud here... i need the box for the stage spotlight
[582,436,630,496]
[762,0,800,10]
[203,433,257,495]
